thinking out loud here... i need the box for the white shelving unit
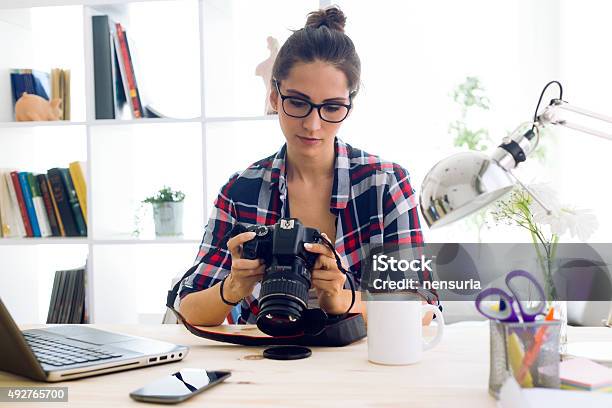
[0,0,322,324]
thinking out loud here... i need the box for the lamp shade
[419,151,515,229]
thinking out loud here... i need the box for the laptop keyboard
[23,332,123,367]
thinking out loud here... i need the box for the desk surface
[1,324,610,407]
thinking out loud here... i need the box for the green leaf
[143,186,186,204]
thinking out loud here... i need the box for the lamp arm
[537,99,612,142]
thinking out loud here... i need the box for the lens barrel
[256,264,311,336]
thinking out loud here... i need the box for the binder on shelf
[37,174,61,237]
[18,172,41,237]
[82,260,89,323]
[59,168,86,236]
[70,269,85,323]
[56,269,70,324]
[92,15,121,119]
[27,173,52,237]
[47,168,79,237]
[61,267,76,323]
[68,161,87,224]
[46,270,64,323]
[9,171,32,237]
[47,266,86,324]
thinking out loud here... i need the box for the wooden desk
[1,324,610,407]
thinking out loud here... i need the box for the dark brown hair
[271,6,361,97]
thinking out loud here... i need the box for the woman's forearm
[179,281,239,326]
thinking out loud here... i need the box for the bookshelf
[0,0,322,325]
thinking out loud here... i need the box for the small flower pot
[152,201,184,237]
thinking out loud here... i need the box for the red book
[10,171,33,237]
[115,23,143,118]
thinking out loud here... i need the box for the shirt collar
[269,137,351,213]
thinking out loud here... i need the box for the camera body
[237,218,322,336]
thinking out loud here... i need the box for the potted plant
[143,186,186,237]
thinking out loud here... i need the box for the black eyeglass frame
[273,79,353,123]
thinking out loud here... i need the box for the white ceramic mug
[367,300,445,365]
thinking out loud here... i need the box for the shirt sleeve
[178,173,239,301]
[382,164,439,306]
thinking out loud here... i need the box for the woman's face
[270,60,351,160]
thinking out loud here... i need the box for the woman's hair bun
[305,6,346,32]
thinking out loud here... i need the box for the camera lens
[256,270,310,336]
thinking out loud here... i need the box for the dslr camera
[231,218,323,336]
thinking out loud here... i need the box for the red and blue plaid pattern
[179,137,429,323]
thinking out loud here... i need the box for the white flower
[527,183,599,241]
[554,207,597,241]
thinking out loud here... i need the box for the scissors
[475,269,546,322]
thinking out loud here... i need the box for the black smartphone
[129,369,231,404]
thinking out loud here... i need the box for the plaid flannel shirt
[178,137,433,323]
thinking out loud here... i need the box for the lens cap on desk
[263,346,312,360]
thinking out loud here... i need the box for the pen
[517,308,555,383]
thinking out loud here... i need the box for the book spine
[92,16,116,119]
[61,269,76,323]
[18,172,40,237]
[0,173,8,237]
[0,171,18,237]
[10,72,29,106]
[28,173,52,237]
[52,270,66,323]
[37,174,60,236]
[2,172,26,237]
[57,270,70,324]
[59,168,86,236]
[46,177,65,236]
[68,162,87,224]
[9,172,33,237]
[115,23,143,118]
[70,268,85,323]
[47,168,79,237]
[47,270,61,323]
[63,69,71,121]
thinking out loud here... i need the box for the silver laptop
[0,299,189,382]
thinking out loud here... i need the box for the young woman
[178,6,435,326]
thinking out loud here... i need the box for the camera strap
[165,264,365,347]
[165,222,360,345]
[314,232,356,318]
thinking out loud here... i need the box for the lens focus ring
[259,278,309,306]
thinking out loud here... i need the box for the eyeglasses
[274,80,352,123]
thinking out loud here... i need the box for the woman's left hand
[304,233,347,298]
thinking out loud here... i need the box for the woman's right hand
[224,231,266,303]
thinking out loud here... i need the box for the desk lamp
[419,81,612,328]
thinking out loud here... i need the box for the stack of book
[92,15,149,119]
[0,162,87,238]
[47,265,88,324]
[10,68,71,120]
